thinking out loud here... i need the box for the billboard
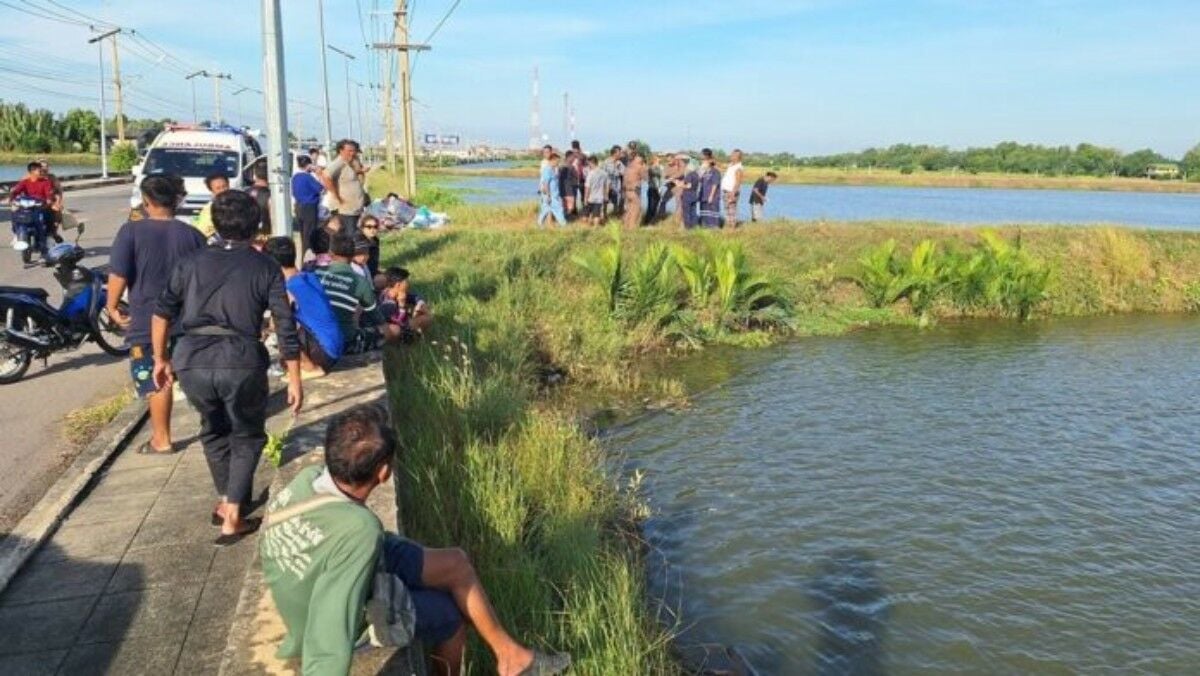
[424,134,461,146]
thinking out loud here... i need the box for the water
[0,164,98,181]
[447,175,1200,229]
[610,316,1200,673]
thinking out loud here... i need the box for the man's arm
[321,161,343,204]
[267,267,303,414]
[301,531,379,676]
[150,261,188,389]
[355,276,384,326]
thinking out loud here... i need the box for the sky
[2,0,1199,157]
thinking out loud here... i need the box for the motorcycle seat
[0,286,49,299]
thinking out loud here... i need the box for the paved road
[0,184,135,532]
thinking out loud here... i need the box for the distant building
[1146,163,1180,180]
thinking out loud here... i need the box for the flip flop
[136,441,179,455]
[517,651,572,676]
[213,518,262,547]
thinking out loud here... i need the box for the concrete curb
[0,396,147,594]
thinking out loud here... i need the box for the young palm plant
[854,239,911,308]
[571,225,623,313]
[620,242,683,328]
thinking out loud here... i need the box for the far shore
[0,152,102,167]
[431,163,1200,195]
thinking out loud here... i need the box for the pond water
[0,163,99,181]
[447,175,1200,229]
[610,315,1200,673]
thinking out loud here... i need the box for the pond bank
[377,217,1200,672]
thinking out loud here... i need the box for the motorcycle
[0,225,130,384]
[11,196,52,265]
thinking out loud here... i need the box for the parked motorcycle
[11,196,52,265]
[0,226,130,384]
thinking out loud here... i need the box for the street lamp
[327,45,357,139]
[88,28,120,178]
[185,70,205,122]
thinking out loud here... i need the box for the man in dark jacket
[151,190,303,545]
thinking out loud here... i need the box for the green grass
[62,390,133,448]
[379,211,1200,672]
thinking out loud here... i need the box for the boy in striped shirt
[314,232,397,353]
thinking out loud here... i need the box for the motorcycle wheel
[91,300,131,357]
[0,334,32,384]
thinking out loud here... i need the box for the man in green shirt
[260,404,569,676]
[313,233,398,353]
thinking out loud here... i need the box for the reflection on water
[611,315,1200,673]
[448,174,1200,229]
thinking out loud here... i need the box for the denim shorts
[382,534,463,645]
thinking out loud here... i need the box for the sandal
[213,517,262,547]
[136,441,179,455]
[518,651,571,676]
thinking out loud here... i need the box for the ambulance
[129,124,265,218]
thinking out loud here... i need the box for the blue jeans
[538,197,566,226]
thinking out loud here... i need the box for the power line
[33,0,118,28]
[0,0,90,26]
[410,0,461,75]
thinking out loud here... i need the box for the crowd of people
[70,135,567,674]
[537,140,778,229]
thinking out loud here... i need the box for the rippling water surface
[610,316,1200,673]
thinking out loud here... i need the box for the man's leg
[217,368,269,535]
[177,370,232,509]
[147,386,174,451]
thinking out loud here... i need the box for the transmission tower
[529,66,542,150]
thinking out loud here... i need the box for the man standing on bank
[721,149,745,227]
[322,139,368,236]
[108,175,206,455]
[622,151,647,229]
[749,171,777,222]
[152,190,303,545]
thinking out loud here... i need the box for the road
[0,184,135,532]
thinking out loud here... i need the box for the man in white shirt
[721,149,745,228]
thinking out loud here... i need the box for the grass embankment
[62,390,133,448]
[378,210,1200,672]
[0,151,101,168]
[433,163,1200,194]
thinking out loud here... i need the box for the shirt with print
[109,218,207,345]
[314,260,380,343]
[326,157,366,215]
[260,464,382,676]
[584,169,609,204]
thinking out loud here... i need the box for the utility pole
[108,32,125,142]
[397,5,417,197]
[354,82,368,159]
[88,29,119,178]
[210,73,232,124]
[316,0,333,152]
[233,86,260,127]
[529,66,541,150]
[261,0,293,237]
[186,70,204,122]
[328,45,356,139]
[372,1,428,192]
[563,92,569,144]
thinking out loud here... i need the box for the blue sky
[3,0,1199,156]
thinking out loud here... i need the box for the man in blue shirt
[292,155,324,255]
[537,151,566,227]
[265,236,343,375]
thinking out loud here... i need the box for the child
[351,235,374,279]
[583,155,608,226]
[376,266,432,342]
[306,216,340,270]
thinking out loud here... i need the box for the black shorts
[584,203,603,217]
[297,325,335,371]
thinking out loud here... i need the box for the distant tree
[1118,148,1169,178]
[1181,143,1200,181]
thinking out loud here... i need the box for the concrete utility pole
[186,70,204,122]
[88,29,119,178]
[328,45,356,139]
[210,73,232,124]
[261,0,293,237]
[316,0,333,152]
[109,33,125,142]
[372,1,429,194]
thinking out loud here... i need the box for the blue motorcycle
[11,196,52,266]
[0,231,130,384]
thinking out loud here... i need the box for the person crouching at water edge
[260,404,571,676]
[151,190,304,545]
[537,151,567,227]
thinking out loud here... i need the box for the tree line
[0,102,170,154]
[738,142,1200,180]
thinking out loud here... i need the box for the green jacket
[260,464,382,676]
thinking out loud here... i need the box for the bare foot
[496,646,534,676]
